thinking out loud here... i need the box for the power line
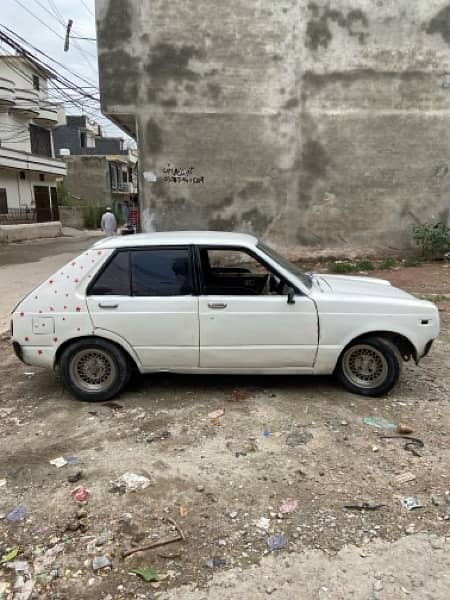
[12,0,65,41]
[80,0,94,18]
[0,24,98,88]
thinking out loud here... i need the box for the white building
[0,55,66,223]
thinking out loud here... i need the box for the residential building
[95,0,450,252]
[0,55,66,224]
[53,115,138,226]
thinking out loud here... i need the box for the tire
[336,336,402,397]
[59,338,131,402]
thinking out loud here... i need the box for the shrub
[379,257,396,270]
[403,256,423,267]
[328,261,356,274]
[56,181,71,206]
[355,260,374,271]
[413,222,450,259]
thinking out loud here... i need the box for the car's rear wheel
[336,336,402,397]
[59,338,131,401]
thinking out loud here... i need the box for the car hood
[312,273,416,300]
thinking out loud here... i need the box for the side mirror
[287,287,296,305]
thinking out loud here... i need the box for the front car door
[197,246,318,370]
[87,245,199,369]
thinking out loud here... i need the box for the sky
[0,0,133,145]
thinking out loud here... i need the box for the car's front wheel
[59,338,131,401]
[336,336,402,397]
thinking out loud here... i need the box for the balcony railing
[0,208,36,225]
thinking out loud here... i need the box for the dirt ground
[0,263,449,599]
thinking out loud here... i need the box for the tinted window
[131,248,193,296]
[89,251,130,295]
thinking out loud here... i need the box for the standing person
[100,207,117,237]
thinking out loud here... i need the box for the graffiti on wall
[162,164,205,184]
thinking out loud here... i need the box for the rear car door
[87,246,199,369]
[197,246,318,369]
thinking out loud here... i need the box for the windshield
[257,242,312,290]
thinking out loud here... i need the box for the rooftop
[93,231,258,249]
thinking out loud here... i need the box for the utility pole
[64,19,73,52]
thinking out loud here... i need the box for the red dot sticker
[64,306,68,310]
[97,251,102,255]
[20,312,24,317]
[74,278,80,283]
[71,262,76,266]
[53,337,58,343]
[91,259,95,263]
[75,307,81,312]
[38,310,43,314]
[25,337,29,342]
[38,350,43,355]
[48,279,54,284]
[49,307,55,312]
[62,317,66,321]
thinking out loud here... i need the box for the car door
[197,246,318,369]
[87,246,199,369]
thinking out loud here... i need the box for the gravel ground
[0,264,449,599]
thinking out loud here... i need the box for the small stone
[196,485,205,492]
[405,524,415,535]
[372,446,379,452]
[431,495,441,506]
[341,420,348,426]
[229,511,238,519]
[373,580,384,592]
[266,587,276,595]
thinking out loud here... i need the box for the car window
[89,251,130,295]
[199,247,286,296]
[131,248,193,296]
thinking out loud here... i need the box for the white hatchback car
[11,231,439,401]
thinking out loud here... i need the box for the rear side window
[131,248,193,296]
[89,251,130,295]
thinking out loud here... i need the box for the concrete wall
[62,155,111,205]
[96,0,450,252]
[59,206,84,229]
[0,221,62,243]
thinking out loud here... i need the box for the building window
[30,125,52,157]
[80,132,87,149]
[0,189,7,214]
[32,75,40,91]
[109,163,118,190]
[19,171,26,180]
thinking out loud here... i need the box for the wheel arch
[337,330,417,368]
[54,335,140,372]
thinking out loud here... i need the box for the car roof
[93,231,259,249]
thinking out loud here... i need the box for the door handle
[208,302,227,309]
[98,302,118,309]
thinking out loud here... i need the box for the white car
[11,231,439,401]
